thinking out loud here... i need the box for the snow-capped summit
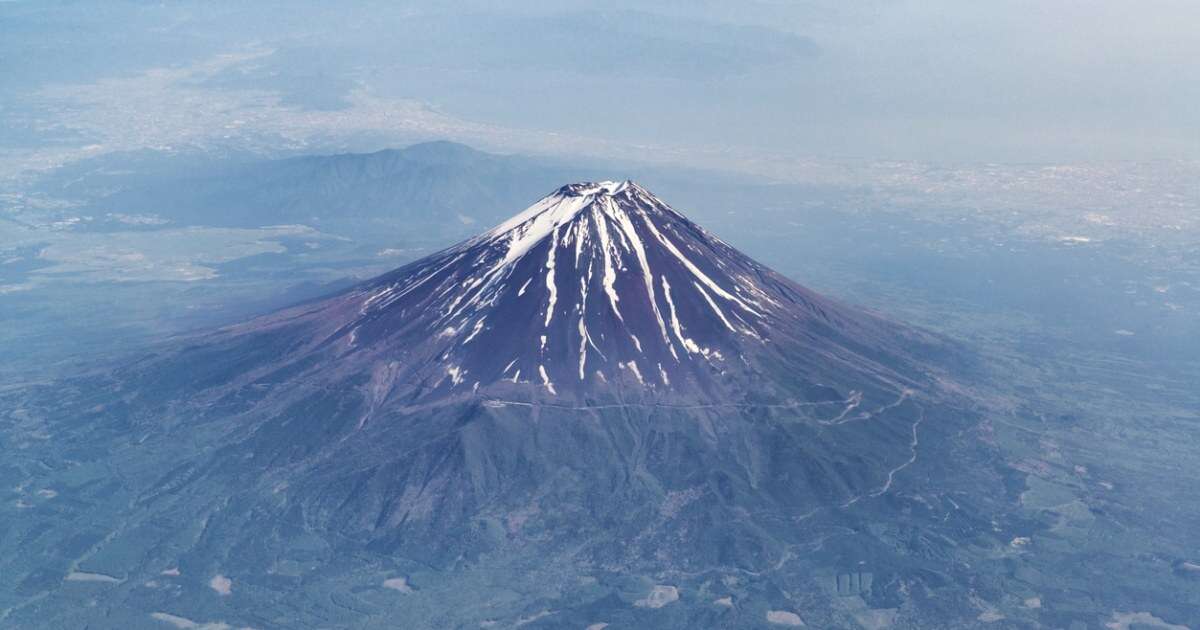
[218,181,937,405]
[353,179,783,398]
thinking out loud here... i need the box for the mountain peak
[345,181,786,398]
[475,179,670,265]
[394,140,486,162]
[556,180,633,196]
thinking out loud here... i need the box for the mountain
[1,183,1014,629]
[72,141,591,238]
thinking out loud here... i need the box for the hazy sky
[2,0,1197,180]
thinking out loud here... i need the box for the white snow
[661,276,701,354]
[539,365,557,395]
[462,318,485,344]
[360,286,395,313]
[593,212,624,322]
[365,252,465,314]
[574,270,605,380]
[621,361,645,385]
[605,196,676,357]
[578,317,589,380]
[482,195,582,259]
[573,215,588,266]
[640,213,761,316]
[577,273,590,379]
[693,281,736,332]
[438,188,609,322]
[543,226,560,327]
[580,180,628,195]
[357,181,792,398]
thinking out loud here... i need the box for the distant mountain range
[49,141,810,250]
[73,141,594,238]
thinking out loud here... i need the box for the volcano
[2,182,1011,629]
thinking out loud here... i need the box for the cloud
[2,45,751,185]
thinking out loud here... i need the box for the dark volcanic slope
[204,180,949,409]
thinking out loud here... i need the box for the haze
[3,0,1198,179]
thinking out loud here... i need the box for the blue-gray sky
[1,0,1197,180]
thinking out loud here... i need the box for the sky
[1,0,1197,182]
